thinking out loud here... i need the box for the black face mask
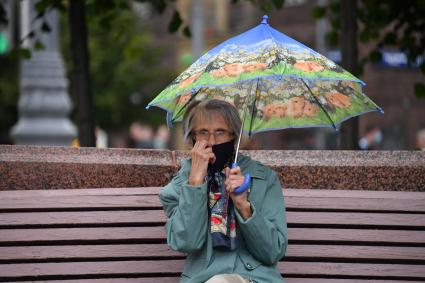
[208,139,235,173]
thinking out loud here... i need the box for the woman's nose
[207,133,216,146]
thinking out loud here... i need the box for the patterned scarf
[207,171,238,251]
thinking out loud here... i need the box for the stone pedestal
[10,1,77,146]
[11,51,77,145]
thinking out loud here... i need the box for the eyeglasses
[193,129,233,142]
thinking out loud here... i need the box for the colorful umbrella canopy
[147,15,383,136]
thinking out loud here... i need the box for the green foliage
[60,4,177,129]
[231,0,285,11]
[134,0,190,37]
[168,9,182,33]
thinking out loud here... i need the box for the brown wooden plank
[1,210,423,228]
[0,260,184,278]
[0,244,183,261]
[0,195,161,210]
[290,228,425,244]
[2,194,424,213]
[285,197,425,212]
[0,210,167,227]
[2,188,424,200]
[278,261,425,278]
[283,189,425,200]
[7,279,179,283]
[0,187,162,198]
[0,227,166,243]
[0,260,424,279]
[1,227,424,245]
[9,280,425,283]
[287,280,425,283]
[286,245,425,261]
[288,211,425,227]
[1,188,424,212]
[1,244,423,262]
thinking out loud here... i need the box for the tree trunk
[68,0,95,147]
[339,0,359,150]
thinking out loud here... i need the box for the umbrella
[147,15,383,191]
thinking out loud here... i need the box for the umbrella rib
[346,83,384,114]
[171,89,200,123]
[300,79,337,130]
[234,78,258,164]
[247,79,260,137]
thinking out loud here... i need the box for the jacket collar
[237,154,266,180]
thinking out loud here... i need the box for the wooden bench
[0,187,424,282]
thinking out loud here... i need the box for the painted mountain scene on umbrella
[167,77,381,134]
[149,38,362,106]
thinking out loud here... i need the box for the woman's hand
[225,166,252,220]
[188,140,216,186]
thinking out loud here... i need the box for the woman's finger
[229,166,241,176]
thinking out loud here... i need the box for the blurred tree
[0,55,18,144]
[338,0,359,149]
[61,3,176,129]
[0,0,284,146]
[69,0,95,146]
[314,0,425,98]
[0,0,18,144]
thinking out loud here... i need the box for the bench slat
[1,244,424,262]
[1,227,424,245]
[290,228,425,244]
[8,280,425,283]
[0,244,183,260]
[0,211,167,227]
[1,189,424,213]
[2,187,425,214]
[0,195,161,210]
[2,188,425,200]
[0,187,162,198]
[0,260,424,279]
[289,211,425,227]
[1,195,424,213]
[0,227,166,243]
[286,197,425,212]
[287,280,425,283]
[7,279,179,283]
[1,211,424,228]
[281,261,425,278]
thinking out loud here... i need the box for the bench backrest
[0,188,424,282]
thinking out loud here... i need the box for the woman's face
[192,112,233,146]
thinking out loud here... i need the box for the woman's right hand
[188,140,216,186]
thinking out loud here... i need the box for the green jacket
[159,154,288,283]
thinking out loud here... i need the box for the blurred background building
[0,0,424,150]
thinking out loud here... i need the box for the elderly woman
[159,99,288,283]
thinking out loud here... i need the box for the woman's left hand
[225,166,252,220]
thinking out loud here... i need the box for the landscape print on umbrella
[147,15,383,135]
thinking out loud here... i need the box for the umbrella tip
[261,15,269,24]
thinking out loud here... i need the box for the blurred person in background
[153,124,170,149]
[128,121,154,149]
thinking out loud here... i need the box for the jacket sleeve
[159,161,209,253]
[235,168,288,265]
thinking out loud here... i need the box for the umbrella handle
[231,163,251,194]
